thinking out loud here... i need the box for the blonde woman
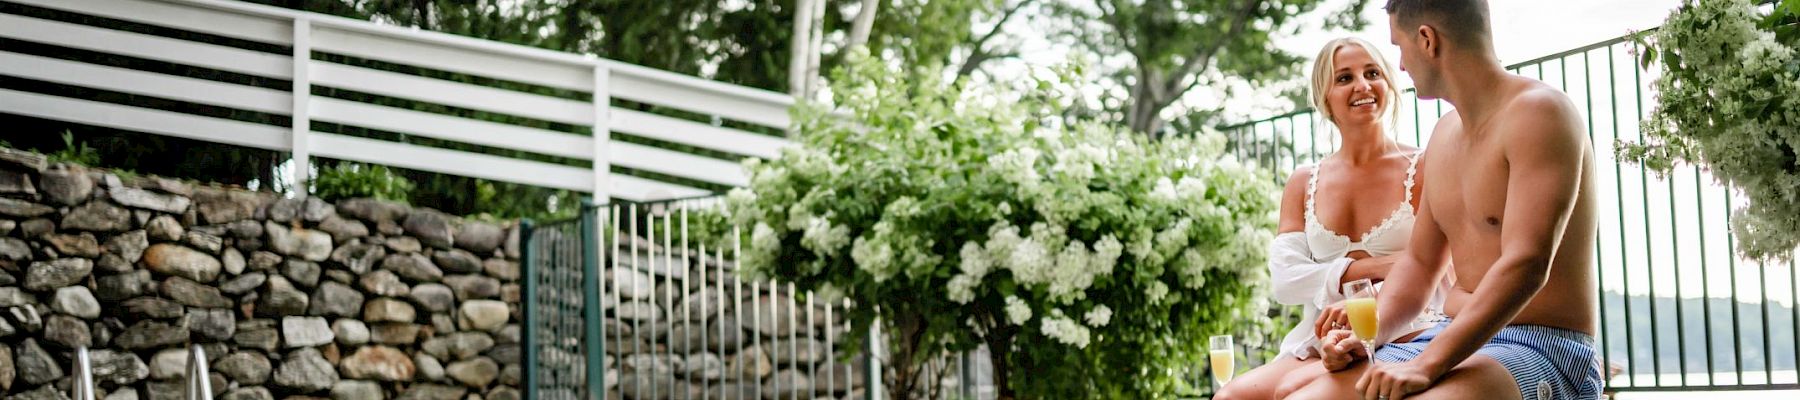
[1213,37,1463,400]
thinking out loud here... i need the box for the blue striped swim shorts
[1373,320,1604,399]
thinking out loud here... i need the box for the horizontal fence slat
[610,141,748,187]
[311,26,592,92]
[611,174,711,203]
[309,132,711,202]
[607,61,792,129]
[611,108,789,159]
[0,87,289,150]
[309,61,592,126]
[310,132,592,192]
[9,0,293,45]
[0,50,290,114]
[309,97,591,160]
[0,12,293,79]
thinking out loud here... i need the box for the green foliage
[312,163,415,203]
[715,51,1281,399]
[1049,0,1367,136]
[1620,0,1800,261]
[48,131,100,167]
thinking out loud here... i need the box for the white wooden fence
[0,0,794,202]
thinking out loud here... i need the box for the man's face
[1388,15,1439,99]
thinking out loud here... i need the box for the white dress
[1267,152,1452,360]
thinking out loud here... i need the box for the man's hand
[1319,329,1366,371]
[1316,300,1349,339]
[1356,360,1439,400]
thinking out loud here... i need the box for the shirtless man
[1278,1,1603,399]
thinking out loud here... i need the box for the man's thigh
[1406,355,1521,400]
[1277,360,1368,399]
[1280,355,1520,400]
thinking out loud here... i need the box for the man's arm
[1411,92,1587,378]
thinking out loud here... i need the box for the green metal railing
[523,202,606,400]
[525,199,879,400]
[1220,32,1800,393]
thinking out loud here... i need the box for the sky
[986,0,1685,124]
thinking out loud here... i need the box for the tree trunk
[986,330,1016,400]
[846,0,880,51]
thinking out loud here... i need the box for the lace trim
[1304,150,1422,244]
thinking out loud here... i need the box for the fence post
[592,64,612,203]
[520,220,537,400]
[289,17,312,195]
[580,201,606,399]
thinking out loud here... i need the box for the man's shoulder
[1495,81,1584,138]
[1499,80,1581,124]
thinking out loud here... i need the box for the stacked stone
[0,151,523,400]
[600,239,867,400]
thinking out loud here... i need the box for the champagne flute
[1209,335,1235,387]
[1343,279,1380,363]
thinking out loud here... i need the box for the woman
[1212,37,1462,400]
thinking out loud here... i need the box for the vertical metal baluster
[716,244,729,399]
[1692,167,1716,386]
[679,207,693,400]
[631,205,645,400]
[750,235,763,400]
[827,300,838,398]
[788,283,800,398]
[1761,257,1774,384]
[807,291,819,399]
[610,205,624,399]
[1790,253,1799,386]
[1726,189,1743,385]
[74,346,93,400]
[1604,47,1637,388]
[662,208,675,399]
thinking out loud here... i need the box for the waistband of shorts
[1431,319,1597,345]
[1498,324,1596,345]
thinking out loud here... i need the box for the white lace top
[1267,151,1452,360]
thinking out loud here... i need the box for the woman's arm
[1267,167,1358,307]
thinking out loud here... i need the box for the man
[1279,0,1603,399]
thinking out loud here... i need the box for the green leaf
[1787,0,1800,16]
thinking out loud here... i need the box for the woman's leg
[1215,355,1315,400]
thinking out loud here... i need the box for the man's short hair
[1384,0,1492,48]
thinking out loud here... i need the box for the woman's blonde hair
[1310,37,1401,128]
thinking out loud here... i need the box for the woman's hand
[1319,329,1368,372]
[1315,299,1349,339]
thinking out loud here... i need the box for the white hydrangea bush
[1622,0,1800,261]
[712,51,1281,397]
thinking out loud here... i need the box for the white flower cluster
[799,216,850,258]
[945,221,1122,305]
[1004,295,1032,325]
[1040,310,1092,348]
[1084,305,1112,327]
[1050,143,1114,182]
[1149,176,1211,204]
[989,147,1044,188]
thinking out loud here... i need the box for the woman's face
[1326,44,1389,127]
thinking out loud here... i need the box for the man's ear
[1417,25,1441,59]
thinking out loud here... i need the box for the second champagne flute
[1343,279,1380,363]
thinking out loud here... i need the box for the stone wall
[0,148,522,400]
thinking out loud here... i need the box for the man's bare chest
[1424,141,1510,233]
